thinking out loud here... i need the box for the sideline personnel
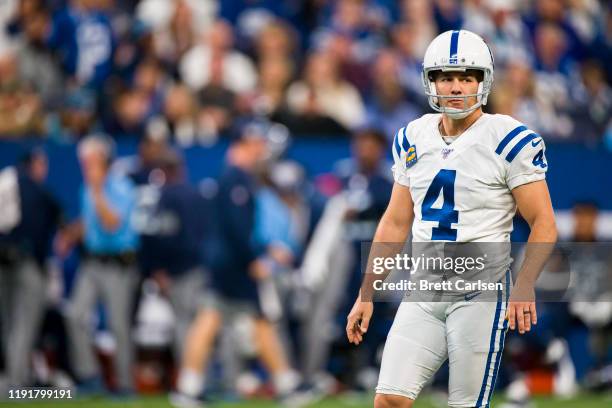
[58,135,139,394]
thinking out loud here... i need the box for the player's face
[434,71,480,111]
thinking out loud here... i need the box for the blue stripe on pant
[476,271,510,407]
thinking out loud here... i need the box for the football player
[346,30,557,408]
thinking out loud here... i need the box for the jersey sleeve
[503,131,548,190]
[391,125,414,187]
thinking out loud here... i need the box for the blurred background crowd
[0,0,610,145]
[0,0,611,406]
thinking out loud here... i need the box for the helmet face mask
[421,30,494,119]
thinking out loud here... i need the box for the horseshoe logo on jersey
[405,146,418,168]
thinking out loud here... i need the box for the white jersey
[392,113,547,243]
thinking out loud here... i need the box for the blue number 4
[421,169,458,241]
[532,149,547,168]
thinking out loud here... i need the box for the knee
[190,310,221,338]
[374,393,414,408]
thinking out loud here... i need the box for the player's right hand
[346,297,373,345]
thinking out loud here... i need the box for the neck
[441,109,483,136]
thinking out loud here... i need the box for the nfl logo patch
[442,148,453,159]
[405,146,417,168]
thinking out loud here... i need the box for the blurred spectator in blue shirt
[524,0,586,62]
[47,86,99,141]
[365,49,421,141]
[254,187,296,264]
[587,4,612,68]
[46,0,115,88]
[534,22,578,78]
[433,0,463,32]
[80,161,138,254]
[57,134,138,394]
[531,22,580,140]
[312,0,385,65]
[254,160,311,272]
[391,23,430,109]
[219,0,303,51]
[111,18,154,83]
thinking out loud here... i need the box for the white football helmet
[422,30,494,119]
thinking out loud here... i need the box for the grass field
[1,393,611,408]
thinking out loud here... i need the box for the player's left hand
[506,283,537,334]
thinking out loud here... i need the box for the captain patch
[405,146,418,168]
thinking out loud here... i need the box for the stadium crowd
[0,0,610,145]
[0,0,611,406]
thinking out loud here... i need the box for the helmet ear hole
[429,81,439,105]
[476,82,484,104]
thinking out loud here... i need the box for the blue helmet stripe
[495,125,528,155]
[449,30,460,64]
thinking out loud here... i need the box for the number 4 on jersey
[421,169,458,241]
[532,149,547,168]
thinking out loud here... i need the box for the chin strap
[427,79,485,118]
[444,103,482,119]
[427,95,483,119]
